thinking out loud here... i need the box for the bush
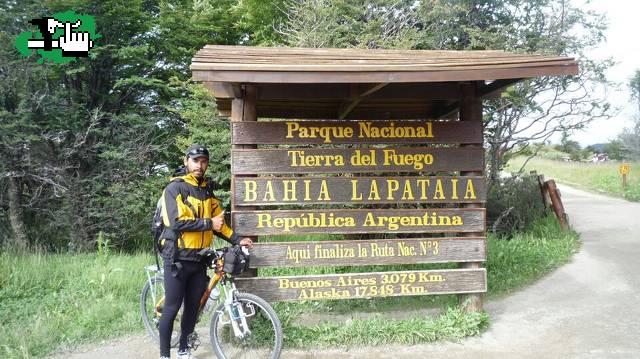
[486,174,546,237]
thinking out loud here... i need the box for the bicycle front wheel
[210,293,283,359]
[140,275,181,347]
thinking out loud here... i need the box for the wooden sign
[232,120,483,145]
[232,208,485,235]
[249,237,486,268]
[234,176,485,205]
[235,268,487,302]
[231,147,484,174]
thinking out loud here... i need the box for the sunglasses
[187,148,209,158]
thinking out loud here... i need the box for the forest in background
[0,0,612,252]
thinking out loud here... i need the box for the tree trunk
[67,193,92,252]
[7,176,29,251]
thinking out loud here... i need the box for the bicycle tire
[210,292,283,359]
[140,275,181,347]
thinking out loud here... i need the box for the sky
[569,0,640,145]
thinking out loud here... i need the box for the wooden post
[545,179,568,230]
[457,82,484,312]
[537,174,551,209]
[231,83,258,277]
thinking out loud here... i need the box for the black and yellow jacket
[160,172,238,262]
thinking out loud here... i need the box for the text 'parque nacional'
[285,121,433,143]
[231,120,483,145]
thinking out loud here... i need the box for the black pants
[159,259,208,357]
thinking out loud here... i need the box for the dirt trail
[49,185,640,358]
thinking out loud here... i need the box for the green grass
[0,216,579,357]
[280,306,489,348]
[487,215,580,295]
[508,156,640,201]
[0,251,153,358]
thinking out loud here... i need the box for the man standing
[158,144,252,359]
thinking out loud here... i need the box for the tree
[556,131,583,161]
[630,69,640,114]
[0,0,248,251]
[618,70,640,160]
[415,0,611,182]
[278,0,612,184]
[279,0,419,49]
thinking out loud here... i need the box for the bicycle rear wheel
[210,293,283,359]
[140,275,181,347]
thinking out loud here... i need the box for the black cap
[185,144,209,159]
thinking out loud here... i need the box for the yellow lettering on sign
[286,245,311,264]
[370,242,395,257]
[314,244,356,259]
[433,179,445,200]
[318,180,331,201]
[417,179,430,200]
[450,178,459,200]
[387,180,399,200]
[254,213,357,231]
[419,240,439,256]
[357,121,434,139]
[263,181,276,202]
[279,278,332,289]
[400,284,427,295]
[368,180,381,201]
[285,122,354,144]
[401,180,415,200]
[350,149,377,166]
[362,212,465,230]
[298,288,351,300]
[282,180,296,201]
[351,179,363,201]
[397,241,416,256]
[243,180,257,202]
[303,180,311,201]
[336,275,376,287]
[382,149,434,170]
[464,179,477,200]
[287,150,345,167]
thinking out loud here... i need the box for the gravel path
[48,185,640,358]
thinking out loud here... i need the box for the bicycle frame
[144,251,253,340]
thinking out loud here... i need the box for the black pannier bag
[223,245,250,276]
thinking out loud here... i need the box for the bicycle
[141,246,283,359]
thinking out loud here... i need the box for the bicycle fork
[144,264,163,316]
[220,284,253,338]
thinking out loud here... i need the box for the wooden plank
[254,101,445,120]
[191,64,578,84]
[249,237,486,268]
[254,83,461,101]
[546,179,568,229]
[231,84,259,278]
[231,120,482,145]
[203,82,241,98]
[231,147,485,174]
[191,59,577,72]
[458,82,485,312]
[232,208,486,235]
[234,268,487,302]
[234,176,486,205]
